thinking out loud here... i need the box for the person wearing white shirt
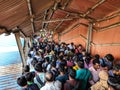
[41,71,62,90]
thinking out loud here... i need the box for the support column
[24,37,30,60]
[15,32,26,67]
[58,33,61,44]
[86,23,93,53]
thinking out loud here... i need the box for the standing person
[41,71,62,90]
[100,54,114,70]
[76,61,92,90]
[68,42,75,50]
[26,54,33,70]
[64,69,82,90]
[90,70,109,90]
[17,76,39,90]
[89,59,100,85]
[34,62,45,89]
[84,53,93,69]
[107,63,120,90]
[56,65,68,84]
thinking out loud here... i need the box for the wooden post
[14,32,26,67]
[86,23,93,53]
[24,37,30,60]
[58,33,61,44]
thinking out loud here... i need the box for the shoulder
[54,81,62,89]
[40,86,45,90]
[28,83,39,90]
[89,66,93,71]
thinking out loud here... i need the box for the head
[17,76,27,87]
[31,58,38,67]
[45,71,54,82]
[25,72,34,82]
[112,64,120,76]
[105,54,114,62]
[101,64,108,72]
[93,59,100,70]
[71,42,74,46]
[85,53,92,64]
[59,55,63,61]
[82,49,86,56]
[77,61,84,69]
[51,61,56,68]
[58,65,65,74]
[28,53,32,58]
[94,54,100,60]
[23,65,30,74]
[69,69,76,79]
[108,76,120,90]
[35,62,43,72]
[45,57,50,63]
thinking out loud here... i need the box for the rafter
[42,9,49,30]
[97,11,120,22]
[83,0,106,17]
[41,17,78,23]
[27,0,35,33]
[45,9,54,29]
[53,13,70,31]
[59,9,96,21]
[97,22,120,32]
[61,0,72,10]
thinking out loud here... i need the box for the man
[76,61,92,90]
[100,54,114,70]
[41,71,62,90]
[64,69,81,90]
[34,62,45,89]
[17,76,39,90]
[89,59,100,85]
[90,70,109,90]
[108,64,120,90]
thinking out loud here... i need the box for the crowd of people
[17,35,120,90]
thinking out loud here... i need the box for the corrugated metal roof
[0,0,120,37]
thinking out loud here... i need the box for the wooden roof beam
[59,9,96,22]
[27,0,35,34]
[83,0,106,17]
[53,13,70,31]
[97,22,120,32]
[53,0,71,31]
[61,0,72,10]
[45,9,54,29]
[42,9,49,30]
[42,17,78,23]
[97,11,120,22]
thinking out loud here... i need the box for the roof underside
[0,0,120,37]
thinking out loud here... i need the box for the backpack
[27,83,40,90]
[36,75,45,87]
[51,69,59,78]
[66,80,81,90]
